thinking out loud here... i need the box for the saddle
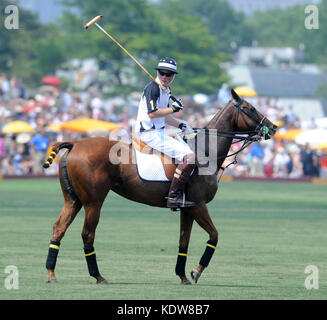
[131,135,177,181]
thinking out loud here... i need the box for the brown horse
[44,89,277,285]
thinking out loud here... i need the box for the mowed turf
[0,178,326,300]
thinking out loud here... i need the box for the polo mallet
[84,15,177,102]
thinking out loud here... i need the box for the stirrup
[166,192,195,209]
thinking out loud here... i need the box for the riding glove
[170,97,184,112]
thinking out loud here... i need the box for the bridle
[190,99,269,142]
[232,99,267,135]
[179,99,271,178]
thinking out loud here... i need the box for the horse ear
[231,89,241,102]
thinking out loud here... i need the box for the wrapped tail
[43,142,74,168]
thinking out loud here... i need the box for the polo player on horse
[134,57,196,209]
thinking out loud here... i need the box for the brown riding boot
[167,161,196,209]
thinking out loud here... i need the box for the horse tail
[43,142,74,169]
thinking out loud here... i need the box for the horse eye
[250,106,255,111]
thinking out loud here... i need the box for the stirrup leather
[166,161,196,209]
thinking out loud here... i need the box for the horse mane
[204,101,231,130]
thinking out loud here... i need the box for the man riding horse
[135,57,196,209]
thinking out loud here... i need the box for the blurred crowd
[1,73,327,179]
[217,85,327,179]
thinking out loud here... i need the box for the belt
[140,124,165,132]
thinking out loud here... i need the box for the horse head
[230,89,277,139]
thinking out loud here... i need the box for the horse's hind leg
[46,198,82,283]
[81,203,108,284]
[175,208,194,285]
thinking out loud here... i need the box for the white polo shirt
[134,78,170,133]
[133,78,193,162]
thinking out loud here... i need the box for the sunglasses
[158,70,174,77]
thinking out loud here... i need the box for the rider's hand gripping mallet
[84,15,180,104]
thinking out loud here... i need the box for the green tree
[58,0,163,94]
[158,0,253,53]
[0,1,42,83]
[33,26,65,76]
[0,1,65,85]
[58,0,228,95]
[246,1,327,63]
[149,15,228,95]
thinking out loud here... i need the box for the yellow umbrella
[234,86,257,97]
[47,123,62,132]
[273,120,283,127]
[2,121,35,134]
[315,142,327,150]
[60,118,120,133]
[275,128,305,141]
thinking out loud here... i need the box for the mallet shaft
[94,22,170,96]
[84,15,172,98]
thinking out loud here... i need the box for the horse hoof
[190,268,201,284]
[97,279,109,285]
[181,279,192,285]
[46,277,58,284]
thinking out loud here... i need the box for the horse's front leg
[175,208,194,285]
[188,202,218,284]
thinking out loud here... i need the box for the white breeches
[139,129,194,162]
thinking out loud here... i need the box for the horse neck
[204,104,235,171]
[205,103,234,131]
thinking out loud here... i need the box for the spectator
[29,128,50,174]
[319,150,327,179]
[265,100,279,122]
[91,93,104,120]
[300,143,319,177]
[273,147,290,178]
[285,105,297,128]
[16,78,26,99]
[1,72,325,181]
[264,149,275,177]
[263,143,274,177]
[0,133,6,159]
[1,154,15,175]
[308,117,317,129]
[62,89,74,110]
[248,142,265,177]
[288,144,303,178]
[0,133,6,173]
[0,73,10,102]
[217,83,230,105]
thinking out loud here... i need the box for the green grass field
[0,178,326,300]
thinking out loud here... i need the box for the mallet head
[84,15,103,30]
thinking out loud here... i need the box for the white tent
[295,129,327,147]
